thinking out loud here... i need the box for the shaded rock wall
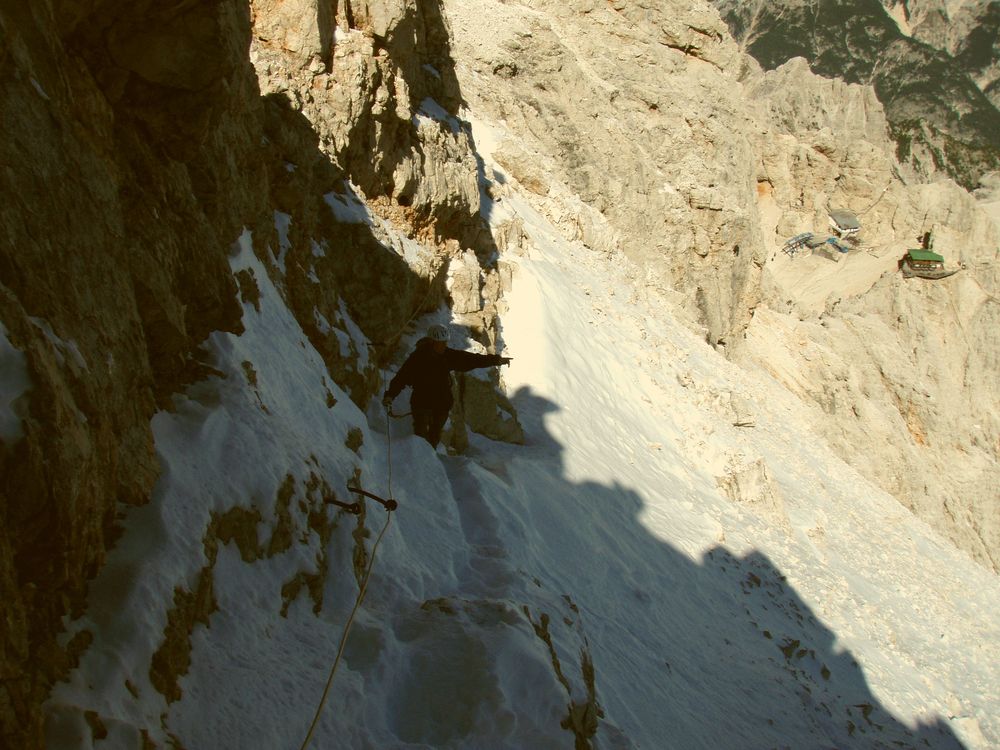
[249,0,507,346]
[1,2,262,744]
[1,0,507,744]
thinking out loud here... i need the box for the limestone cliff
[882,0,1000,106]
[1,2,259,743]
[439,1,999,569]
[2,0,998,746]
[442,0,765,349]
[741,57,1000,571]
[711,0,1000,190]
[0,0,508,744]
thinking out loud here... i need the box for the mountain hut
[900,248,959,279]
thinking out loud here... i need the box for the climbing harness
[299,403,397,750]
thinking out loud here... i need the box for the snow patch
[0,324,31,442]
[415,97,461,134]
[30,77,50,100]
[272,211,292,272]
[48,228,371,747]
[313,310,332,336]
[28,317,87,370]
[335,300,369,369]
[324,183,373,225]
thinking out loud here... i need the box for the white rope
[299,406,396,750]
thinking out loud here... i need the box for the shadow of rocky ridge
[491,386,968,749]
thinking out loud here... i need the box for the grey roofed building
[828,209,861,235]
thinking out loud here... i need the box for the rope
[386,403,394,499]
[299,406,397,750]
[383,370,395,499]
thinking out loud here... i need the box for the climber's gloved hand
[381,395,393,408]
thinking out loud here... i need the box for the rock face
[0,0,509,744]
[740,57,1000,571]
[1,2,260,744]
[440,1,1000,570]
[711,0,1000,190]
[2,0,999,744]
[441,0,766,348]
[881,0,1000,106]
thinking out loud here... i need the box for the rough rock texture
[248,0,511,350]
[741,58,1000,570]
[711,0,1000,190]
[441,1,999,570]
[882,0,1000,106]
[717,457,791,532]
[0,0,510,744]
[0,2,261,744]
[442,0,766,348]
[2,0,999,744]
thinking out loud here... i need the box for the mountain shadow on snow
[482,386,971,750]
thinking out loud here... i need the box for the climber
[382,324,511,448]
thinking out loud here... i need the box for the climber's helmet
[427,324,449,343]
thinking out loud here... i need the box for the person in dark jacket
[382,324,511,448]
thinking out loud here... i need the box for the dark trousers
[412,408,449,448]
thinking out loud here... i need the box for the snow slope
[46,124,1000,749]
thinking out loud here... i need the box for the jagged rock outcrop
[881,0,1000,106]
[442,0,766,348]
[738,57,1000,571]
[2,0,998,744]
[749,57,899,247]
[0,0,511,744]
[248,0,513,348]
[711,0,1000,190]
[443,0,1000,569]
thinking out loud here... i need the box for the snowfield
[45,124,1000,750]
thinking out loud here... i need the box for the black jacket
[385,338,505,410]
